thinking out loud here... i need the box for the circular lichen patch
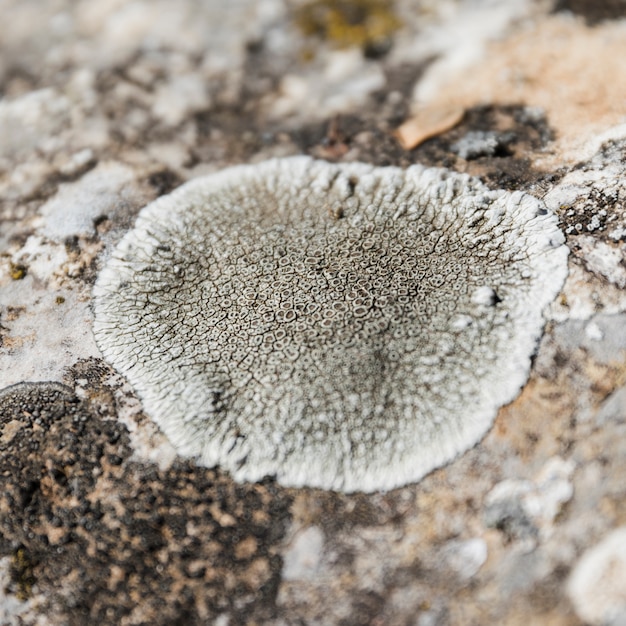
[93,157,567,492]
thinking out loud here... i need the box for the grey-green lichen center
[129,193,513,448]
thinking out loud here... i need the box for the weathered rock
[1,0,625,624]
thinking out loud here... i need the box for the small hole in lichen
[56,296,66,305]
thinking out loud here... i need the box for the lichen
[93,157,568,492]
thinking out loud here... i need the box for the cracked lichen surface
[93,156,567,492]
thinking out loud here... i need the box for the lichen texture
[93,157,568,492]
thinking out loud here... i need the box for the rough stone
[567,527,626,625]
[0,378,291,625]
[451,130,515,160]
[281,526,325,581]
[1,0,626,624]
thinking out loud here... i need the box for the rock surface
[1,1,625,624]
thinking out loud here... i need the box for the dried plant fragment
[395,105,465,150]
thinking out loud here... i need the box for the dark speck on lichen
[93,156,568,492]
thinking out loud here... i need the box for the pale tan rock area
[1,1,625,624]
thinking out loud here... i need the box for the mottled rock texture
[0,375,291,625]
[1,0,625,624]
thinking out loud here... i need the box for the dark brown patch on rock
[288,103,558,192]
[290,113,414,167]
[291,488,414,537]
[287,62,430,168]
[553,0,626,25]
[0,374,292,625]
[147,169,184,196]
[193,59,433,169]
[400,104,557,191]
[193,103,268,164]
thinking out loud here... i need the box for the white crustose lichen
[93,157,568,492]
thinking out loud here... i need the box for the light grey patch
[93,156,568,492]
[417,604,449,626]
[451,130,514,160]
[0,89,70,163]
[483,480,538,541]
[281,526,325,581]
[567,527,626,626]
[441,538,488,580]
[39,161,140,241]
[551,314,626,364]
[596,386,626,426]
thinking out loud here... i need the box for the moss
[11,547,37,601]
[9,262,27,280]
[295,0,401,55]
